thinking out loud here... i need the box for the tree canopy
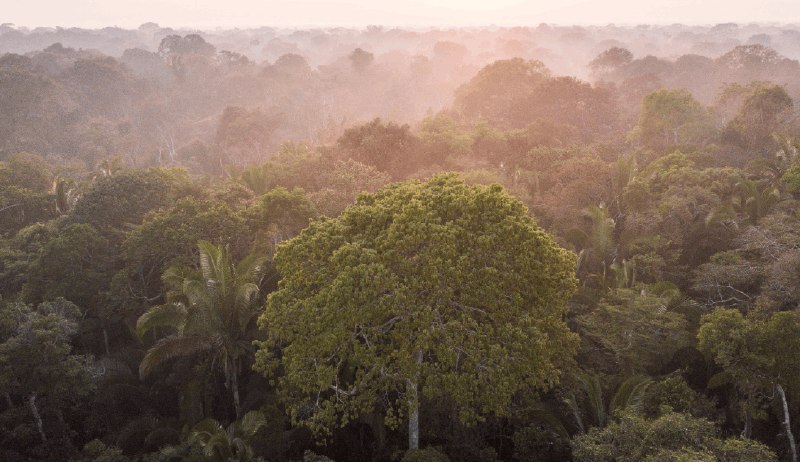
[255,174,578,449]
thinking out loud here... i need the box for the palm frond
[238,410,267,438]
[203,432,233,459]
[190,418,225,442]
[237,253,269,284]
[563,394,586,434]
[182,279,214,317]
[579,373,607,428]
[609,375,652,416]
[530,402,571,439]
[139,335,212,378]
[136,303,188,338]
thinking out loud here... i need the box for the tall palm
[188,410,266,462]
[573,205,617,287]
[735,178,781,225]
[136,241,267,418]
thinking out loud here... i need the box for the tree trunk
[230,363,242,420]
[407,350,423,450]
[776,383,798,462]
[29,394,46,443]
[742,405,752,439]
[102,327,110,356]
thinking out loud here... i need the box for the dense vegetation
[2,23,800,462]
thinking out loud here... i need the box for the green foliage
[187,411,266,462]
[698,307,800,452]
[117,197,250,310]
[575,287,690,375]
[0,298,92,394]
[699,308,800,396]
[77,440,130,462]
[642,376,712,418]
[70,168,195,238]
[781,161,800,195]
[417,114,472,166]
[0,153,58,236]
[723,84,793,156]
[571,410,776,462]
[402,447,451,462]
[302,451,336,462]
[256,174,578,437]
[0,152,53,192]
[240,143,322,195]
[251,187,318,250]
[0,299,96,449]
[137,241,267,418]
[512,423,571,462]
[634,89,714,152]
[562,374,652,435]
[734,178,781,225]
[216,106,277,165]
[621,152,741,272]
[23,223,113,309]
[5,29,800,462]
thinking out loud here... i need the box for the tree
[723,85,793,156]
[215,106,278,165]
[349,48,374,72]
[308,159,390,217]
[698,309,800,460]
[136,241,267,419]
[0,153,58,237]
[158,34,216,58]
[0,299,95,445]
[23,223,113,310]
[589,47,634,76]
[248,187,318,252]
[454,58,550,126]
[70,168,194,239]
[161,410,266,462]
[734,178,781,225]
[255,174,578,450]
[634,89,714,152]
[575,286,691,375]
[118,197,250,306]
[335,118,419,177]
[572,409,777,462]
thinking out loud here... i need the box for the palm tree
[531,374,652,437]
[572,205,618,287]
[136,241,267,418]
[188,411,266,462]
[735,178,781,225]
[564,373,652,433]
[158,411,266,462]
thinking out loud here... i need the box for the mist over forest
[4,22,800,166]
[3,19,800,462]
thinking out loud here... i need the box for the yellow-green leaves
[255,174,578,436]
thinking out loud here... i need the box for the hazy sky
[5,0,800,29]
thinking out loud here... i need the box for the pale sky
[5,0,800,29]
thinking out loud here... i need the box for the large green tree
[255,174,578,450]
[0,299,95,447]
[698,309,800,461]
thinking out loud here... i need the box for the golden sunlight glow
[5,0,799,28]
